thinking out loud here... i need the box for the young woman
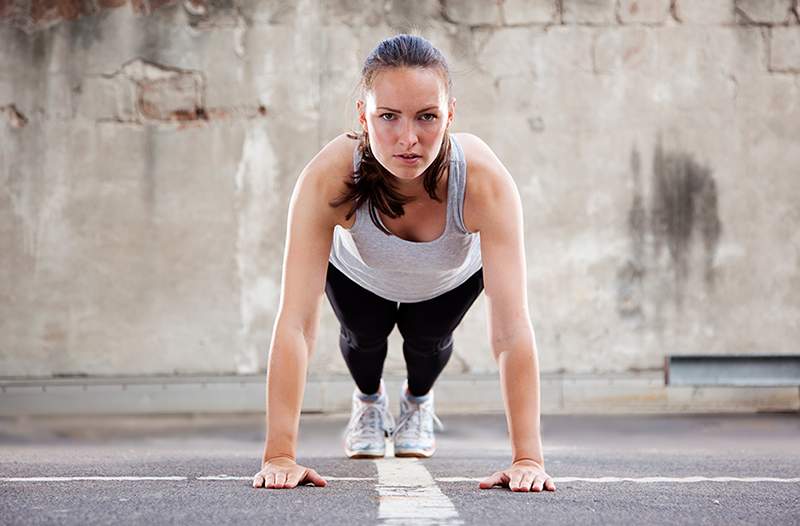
[252,34,555,493]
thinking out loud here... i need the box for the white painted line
[1,476,187,482]
[4,475,797,485]
[196,475,374,481]
[1,475,376,483]
[375,458,462,525]
[554,476,800,483]
[436,476,800,483]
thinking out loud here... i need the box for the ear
[356,100,367,131]
[448,97,456,126]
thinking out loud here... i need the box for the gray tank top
[328,134,483,303]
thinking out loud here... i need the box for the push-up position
[252,34,555,493]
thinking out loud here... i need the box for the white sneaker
[392,380,444,458]
[343,380,395,459]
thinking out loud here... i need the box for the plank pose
[252,34,555,493]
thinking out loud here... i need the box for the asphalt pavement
[1,412,799,525]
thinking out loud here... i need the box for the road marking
[3,475,798,484]
[375,458,462,525]
[0,475,376,483]
[1,476,188,482]
[197,475,373,481]
[437,476,800,483]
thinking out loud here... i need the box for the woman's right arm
[253,133,354,489]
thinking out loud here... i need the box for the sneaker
[392,380,444,458]
[343,380,395,459]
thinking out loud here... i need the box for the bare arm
[462,133,554,492]
[473,143,543,464]
[254,134,354,486]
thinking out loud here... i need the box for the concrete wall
[1,1,799,390]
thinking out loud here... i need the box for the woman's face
[358,67,455,183]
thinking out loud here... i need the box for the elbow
[490,327,536,361]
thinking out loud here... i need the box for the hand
[252,456,327,489]
[479,459,556,492]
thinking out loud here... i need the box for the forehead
[367,67,446,107]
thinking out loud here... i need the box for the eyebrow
[376,106,440,113]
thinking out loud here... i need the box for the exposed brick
[130,0,147,14]
[563,0,616,25]
[593,27,656,73]
[673,0,736,25]
[618,0,671,24]
[735,0,794,24]
[770,27,800,72]
[130,0,175,15]
[111,59,205,123]
[139,75,203,121]
[1,104,28,128]
[443,0,501,26]
[502,0,558,25]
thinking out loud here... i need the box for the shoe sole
[344,439,386,459]
[394,449,435,458]
[346,450,385,459]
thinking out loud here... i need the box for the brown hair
[328,34,453,236]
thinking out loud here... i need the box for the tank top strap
[448,134,471,235]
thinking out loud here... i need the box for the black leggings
[324,261,485,397]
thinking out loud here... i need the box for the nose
[398,118,418,148]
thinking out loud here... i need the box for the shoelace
[345,401,396,440]
[391,400,444,439]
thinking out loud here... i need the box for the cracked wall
[1,0,799,379]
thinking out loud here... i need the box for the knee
[402,332,454,355]
[341,326,392,353]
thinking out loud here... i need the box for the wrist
[263,453,296,465]
[512,457,545,467]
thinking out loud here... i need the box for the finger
[478,472,503,489]
[519,472,534,492]
[545,478,556,492]
[265,473,276,489]
[275,472,287,489]
[284,471,300,489]
[304,468,328,487]
[531,475,544,492]
[252,473,265,488]
[509,471,524,492]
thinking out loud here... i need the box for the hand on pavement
[479,459,556,492]
[252,456,327,489]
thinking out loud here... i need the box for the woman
[252,34,555,493]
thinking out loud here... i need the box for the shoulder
[294,132,360,227]
[452,132,519,234]
[305,132,359,185]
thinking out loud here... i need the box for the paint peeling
[1,104,28,128]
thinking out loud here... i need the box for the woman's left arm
[463,134,555,493]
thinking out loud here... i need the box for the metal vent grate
[665,355,800,386]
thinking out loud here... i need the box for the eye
[379,113,395,121]
[420,113,438,121]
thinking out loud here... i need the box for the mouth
[395,153,421,159]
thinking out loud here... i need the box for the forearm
[495,330,544,464]
[262,328,310,464]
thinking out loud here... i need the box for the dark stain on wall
[616,145,646,319]
[617,134,722,316]
[650,135,722,301]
